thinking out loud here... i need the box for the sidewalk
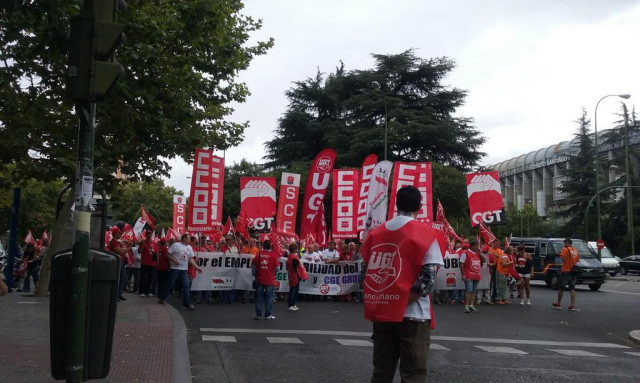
[0,291,191,383]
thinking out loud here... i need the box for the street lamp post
[593,94,630,259]
[372,81,388,160]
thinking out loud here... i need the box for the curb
[629,330,640,346]
[166,303,193,383]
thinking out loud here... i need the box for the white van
[587,242,620,276]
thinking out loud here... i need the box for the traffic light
[67,0,126,102]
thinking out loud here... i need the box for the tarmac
[0,291,192,383]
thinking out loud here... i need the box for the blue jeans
[160,269,192,307]
[22,267,39,292]
[448,289,463,302]
[254,284,274,317]
[118,261,127,298]
[288,283,299,307]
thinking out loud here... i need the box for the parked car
[587,242,620,276]
[509,237,606,290]
[619,255,640,275]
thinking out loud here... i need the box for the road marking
[474,346,527,355]
[335,339,372,347]
[430,343,450,351]
[549,349,605,357]
[625,352,640,357]
[599,289,640,296]
[199,329,630,349]
[267,337,303,344]
[202,335,236,343]
[17,301,41,304]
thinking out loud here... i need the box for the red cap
[111,226,122,235]
[481,245,490,252]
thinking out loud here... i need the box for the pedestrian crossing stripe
[474,346,528,355]
[335,339,373,347]
[202,335,236,342]
[267,337,303,344]
[549,349,606,357]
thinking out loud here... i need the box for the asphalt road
[168,275,640,383]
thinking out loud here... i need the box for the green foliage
[554,108,596,237]
[0,168,65,241]
[264,50,485,171]
[492,203,552,239]
[432,163,468,220]
[0,0,273,190]
[109,179,181,227]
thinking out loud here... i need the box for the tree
[109,179,181,229]
[0,0,273,189]
[264,50,485,171]
[554,109,596,237]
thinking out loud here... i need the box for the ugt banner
[332,169,359,239]
[240,177,277,233]
[300,148,337,240]
[276,172,301,236]
[387,162,433,223]
[466,171,506,227]
[187,148,215,232]
[172,195,187,233]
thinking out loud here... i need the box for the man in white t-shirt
[302,244,321,262]
[158,233,201,310]
[321,241,340,264]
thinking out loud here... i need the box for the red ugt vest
[286,254,300,287]
[462,250,482,281]
[253,250,279,286]
[361,220,435,322]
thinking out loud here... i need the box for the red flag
[222,216,234,236]
[235,210,250,240]
[299,148,337,240]
[24,230,35,245]
[269,230,284,256]
[140,205,156,228]
[478,221,497,245]
[311,202,328,247]
[435,200,462,242]
[121,229,135,243]
[504,233,512,248]
[104,230,113,248]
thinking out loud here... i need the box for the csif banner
[356,154,378,232]
[387,162,433,223]
[240,177,277,233]
[276,172,301,237]
[466,171,506,227]
[172,195,187,233]
[332,169,359,239]
[299,148,337,240]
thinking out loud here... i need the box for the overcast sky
[165,0,640,193]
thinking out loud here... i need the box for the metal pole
[624,118,634,254]
[383,93,388,161]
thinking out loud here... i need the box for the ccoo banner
[387,162,433,223]
[356,154,378,231]
[240,177,277,233]
[332,169,359,239]
[188,148,216,232]
[466,171,506,227]
[210,155,225,226]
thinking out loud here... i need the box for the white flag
[362,160,394,240]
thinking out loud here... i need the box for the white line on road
[335,339,373,347]
[599,289,640,296]
[199,328,630,349]
[202,335,236,343]
[625,352,640,357]
[430,344,451,351]
[267,337,304,344]
[474,346,528,355]
[549,349,605,357]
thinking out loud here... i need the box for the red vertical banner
[188,148,214,232]
[466,171,506,227]
[276,172,301,236]
[356,154,378,231]
[299,148,337,240]
[387,162,433,223]
[210,155,225,226]
[332,169,359,239]
[172,194,187,233]
[240,177,277,233]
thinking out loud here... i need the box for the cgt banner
[466,171,506,227]
[276,173,301,237]
[300,149,337,240]
[190,252,362,295]
[332,169,359,239]
[188,148,220,232]
[172,195,187,233]
[240,177,277,233]
[388,162,433,223]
